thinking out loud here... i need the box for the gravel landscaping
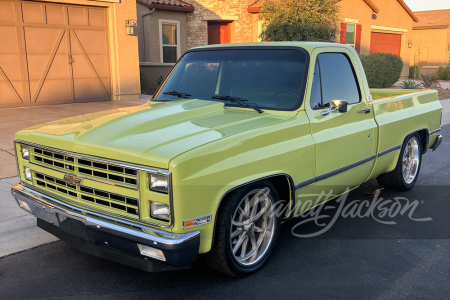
[432,87,450,100]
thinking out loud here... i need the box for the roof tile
[413,9,450,28]
[139,0,194,8]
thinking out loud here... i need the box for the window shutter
[355,24,362,54]
[340,23,347,44]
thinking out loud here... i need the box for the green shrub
[409,65,419,79]
[360,53,403,88]
[260,0,339,42]
[420,72,440,88]
[156,75,165,86]
[400,79,421,89]
[436,66,450,80]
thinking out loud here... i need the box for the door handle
[68,54,75,64]
[357,108,371,114]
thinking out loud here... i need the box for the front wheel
[206,181,281,277]
[376,133,422,191]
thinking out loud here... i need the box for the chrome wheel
[230,189,275,266]
[402,137,420,184]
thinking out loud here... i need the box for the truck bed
[368,88,441,179]
[370,89,425,101]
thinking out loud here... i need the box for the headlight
[24,167,33,182]
[151,201,170,221]
[21,145,30,160]
[149,173,169,193]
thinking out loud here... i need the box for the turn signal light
[183,215,211,229]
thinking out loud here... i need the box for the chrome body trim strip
[315,154,377,183]
[294,178,315,190]
[293,154,377,191]
[11,183,198,245]
[377,145,402,158]
[430,128,441,135]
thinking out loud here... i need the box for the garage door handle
[68,55,75,64]
[357,108,371,114]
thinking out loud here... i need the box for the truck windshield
[153,49,308,111]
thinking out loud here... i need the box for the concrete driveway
[0,97,150,257]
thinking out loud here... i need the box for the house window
[346,24,356,47]
[257,21,264,42]
[160,20,180,63]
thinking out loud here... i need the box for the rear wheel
[376,133,422,191]
[206,181,281,277]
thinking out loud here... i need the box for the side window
[318,53,361,106]
[310,53,361,109]
[310,61,322,109]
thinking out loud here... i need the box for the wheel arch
[415,128,429,154]
[392,128,429,167]
[210,173,294,248]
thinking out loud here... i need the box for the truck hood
[16,100,295,169]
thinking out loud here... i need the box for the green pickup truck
[12,42,442,276]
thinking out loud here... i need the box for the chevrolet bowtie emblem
[63,174,82,185]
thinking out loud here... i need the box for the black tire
[206,180,281,277]
[376,133,422,191]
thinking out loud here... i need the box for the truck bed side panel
[370,90,442,179]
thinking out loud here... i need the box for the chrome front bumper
[11,183,200,271]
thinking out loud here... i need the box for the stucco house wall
[248,0,417,77]
[136,1,190,94]
[411,10,450,73]
[136,5,188,63]
[370,0,414,77]
[338,0,374,55]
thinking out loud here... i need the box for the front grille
[31,147,138,189]
[34,172,139,218]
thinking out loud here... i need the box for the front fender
[169,113,315,253]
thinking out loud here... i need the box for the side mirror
[321,100,348,115]
[332,100,348,113]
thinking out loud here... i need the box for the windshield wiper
[163,91,191,99]
[211,95,263,113]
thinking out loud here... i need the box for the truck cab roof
[190,41,354,52]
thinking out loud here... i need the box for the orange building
[248,0,418,77]
[136,0,421,93]
[411,10,450,72]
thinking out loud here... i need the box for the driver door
[306,48,377,196]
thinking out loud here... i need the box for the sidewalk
[0,97,150,257]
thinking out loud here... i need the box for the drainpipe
[142,8,156,60]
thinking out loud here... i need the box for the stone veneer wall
[184,0,256,49]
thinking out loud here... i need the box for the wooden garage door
[0,0,110,108]
[370,32,402,56]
